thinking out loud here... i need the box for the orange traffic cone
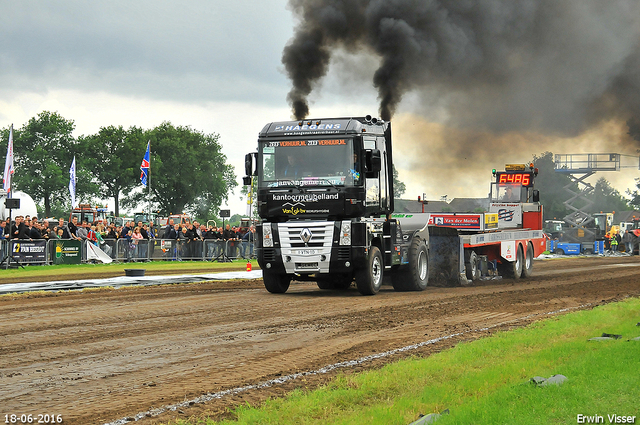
[246,261,252,272]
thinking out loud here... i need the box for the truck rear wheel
[521,243,534,278]
[465,251,479,281]
[263,271,291,293]
[393,239,429,291]
[499,245,523,280]
[356,246,383,295]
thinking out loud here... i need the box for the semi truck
[243,116,546,295]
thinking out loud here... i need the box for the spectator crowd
[1,215,256,262]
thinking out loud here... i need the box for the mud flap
[427,226,466,287]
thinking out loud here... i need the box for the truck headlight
[339,220,351,245]
[263,224,274,247]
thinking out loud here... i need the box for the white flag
[69,156,76,208]
[3,124,14,192]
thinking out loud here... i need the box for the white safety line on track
[0,270,264,294]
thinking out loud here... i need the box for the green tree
[392,165,406,198]
[3,111,99,217]
[80,125,147,216]
[589,177,630,213]
[531,152,576,220]
[626,178,640,209]
[123,122,236,217]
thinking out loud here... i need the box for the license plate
[294,249,317,255]
[297,262,318,269]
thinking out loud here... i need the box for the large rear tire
[500,245,523,280]
[393,239,429,291]
[356,246,384,295]
[263,271,291,293]
[521,243,534,278]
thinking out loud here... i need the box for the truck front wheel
[356,246,383,295]
[263,271,291,293]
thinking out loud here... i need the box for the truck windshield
[491,183,523,202]
[259,138,359,188]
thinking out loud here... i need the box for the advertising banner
[51,240,82,264]
[428,214,482,230]
[490,203,523,228]
[11,240,47,263]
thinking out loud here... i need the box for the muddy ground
[1,256,639,425]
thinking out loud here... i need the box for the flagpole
[3,124,14,195]
[148,141,151,219]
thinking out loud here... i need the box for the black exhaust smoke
[282,0,640,140]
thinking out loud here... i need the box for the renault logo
[300,228,312,244]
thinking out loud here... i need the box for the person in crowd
[40,220,51,241]
[623,230,635,255]
[29,218,42,239]
[121,221,132,241]
[146,223,156,259]
[123,228,134,261]
[0,220,8,240]
[12,216,30,239]
[176,225,189,260]
[87,225,99,246]
[242,226,256,259]
[193,222,204,259]
[137,221,149,260]
[185,222,198,259]
[67,216,82,241]
[77,220,89,241]
[164,219,174,239]
[0,220,8,261]
[170,223,181,260]
[203,224,217,259]
[54,218,71,239]
[131,226,144,259]
[223,224,237,258]
[164,222,177,240]
[105,225,115,239]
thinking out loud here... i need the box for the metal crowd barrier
[0,238,256,267]
[109,238,255,262]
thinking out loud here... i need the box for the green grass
[172,297,640,425]
[0,259,258,281]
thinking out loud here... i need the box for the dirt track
[1,256,640,425]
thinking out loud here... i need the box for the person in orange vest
[604,232,611,251]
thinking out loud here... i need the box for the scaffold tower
[554,153,637,240]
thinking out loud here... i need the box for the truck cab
[244,116,429,295]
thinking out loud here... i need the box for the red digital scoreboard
[496,172,534,187]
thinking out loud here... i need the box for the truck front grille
[277,222,334,249]
[337,247,350,261]
[262,248,276,262]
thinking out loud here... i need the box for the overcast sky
[2,1,640,216]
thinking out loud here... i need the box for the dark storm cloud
[282,0,640,136]
[0,1,293,103]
